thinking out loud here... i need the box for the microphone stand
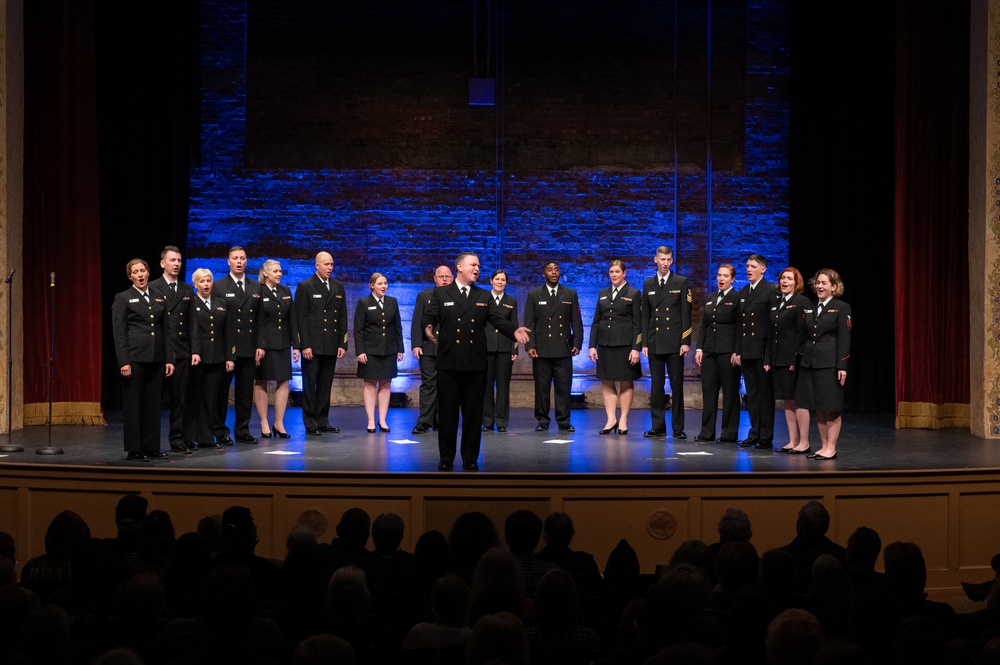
[0,269,22,452]
[37,271,63,455]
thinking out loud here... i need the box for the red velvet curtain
[22,0,104,424]
[893,0,969,428]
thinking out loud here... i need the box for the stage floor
[0,406,991,475]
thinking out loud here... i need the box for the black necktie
[611,288,618,301]
[142,291,150,304]
[203,298,211,309]
[461,286,468,299]
[272,288,279,300]
[659,278,666,288]
[816,303,824,320]
[718,290,724,304]
[236,280,244,297]
[377,298,384,310]
[549,289,556,299]
[170,282,177,293]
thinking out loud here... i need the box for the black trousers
[648,351,685,433]
[301,353,338,429]
[532,356,573,426]
[437,368,487,464]
[742,358,774,442]
[699,352,741,440]
[190,362,229,443]
[483,352,513,428]
[417,353,438,428]
[163,359,191,446]
[216,355,256,437]
[122,361,164,453]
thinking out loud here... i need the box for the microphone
[49,272,55,287]
[4,269,13,283]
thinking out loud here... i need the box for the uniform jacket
[294,274,349,356]
[421,282,518,371]
[190,293,235,365]
[768,292,810,367]
[589,283,642,350]
[258,283,297,351]
[735,278,775,359]
[411,287,439,358]
[523,284,584,357]
[211,275,264,357]
[486,292,519,354]
[354,294,404,357]
[696,288,739,355]
[150,277,194,361]
[799,297,852,370]
[111,286,169,366]
[640,272,693,354]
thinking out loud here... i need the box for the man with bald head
[213,245,265,444]
[410,264,454,434]
[295,252,349,435]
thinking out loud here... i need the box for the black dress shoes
[170,444,194,454]
[644,429,665,438]
[717,437,738,444]
[412,424,429,434]
[147,451,169,459]
[462,461,479,470]
[438,462,453,471]
[482,425,491,431]
[305,427,322,436]
[218,436,235,446]
[198,441,222,449]
[497,426,507,433]
[737,438,756,447]
[673,431,687,439]
[812,452,838,460]
[126,452,150,461]
[694,435,713,442]
[558,424,575,432]
[319,425,340,433]
[753,441,773,450]
[535,423,549,431]
[236,434,259,444]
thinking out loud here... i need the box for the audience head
[335,508,372,550]
[758,548,797,597]
[413,529,450,585]
[449,512,500,579]
[465,611,529,665]
[0,531,14,566]
[765,608,825,665]
[668,539,717,587]
[504,509,544,556]
[846,526,881,573]
[21,606,74,665]
[286,524,318,553]
[883,541,927,603]
[809,554,852,606]
[197,514,224,553]
[44,510,90,558]
[534,568,580,631]
[715,541,759,592]
[716,507,752,544]
[795,500,831,539]
[430,573,470,626]
[293,634,357,665]
[603,538,641,585]
[371,512,405,556]
[140,509,176,556]
[114,574,166,634]
[326,565,371,626]
[114,494,148,531]
[471,546,522,594]
[542,511,576,549]
[221,506,258,555]
[891,615,946,665]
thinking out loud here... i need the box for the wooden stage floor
[0,406,992,474]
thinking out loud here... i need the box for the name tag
[226,293,235,298]
[669,290,681,294]
[805,309,814,314]
[538,301,547,305]
[182,296,190,301]
[263,298,270,302]
[129,298,140,303]
[335,294,342,298]
[600,296,608,300]
[313,294,323,298]
[621,297,633,302]
[771,306,777,310]
[827,309,838,313]
[216,306,225,312]
[647,291,656,295]
[740,298,746,303]
[368,306,377,310]
[444,301,455,307]
[562,301,572,305]
[503,304,513,309]
[475,302,487,307]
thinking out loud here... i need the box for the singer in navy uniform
[694,263,740,443]
[188,268,235,448]
[254,259,299,439]
[588,260,642,435]
[483,269,519,432]
[410,265,453,433]
[111,259,175,461]
[149,246,195,454]
[797,268,852,461]
[211,246,264,444]
[294,251,349,435]
[640,246,693,438]
[523,261,584,432]
[770,267,812,453]
[354,272,404,433]
[734,254,775,449]
[422,252,530,470]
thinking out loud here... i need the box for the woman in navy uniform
[483,269,519,432]
[188,268,235,448]
[694,263,740,443]
[253,260,299,438]
[111,258,175,460]
[797,269,852,461]
[769,267,812,453]
[355,272,404,432]
[588,260,642,435]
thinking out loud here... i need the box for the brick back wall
[188,0,789,379]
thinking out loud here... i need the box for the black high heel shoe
[273,428,290,439]
[379,423,390,433]
[367,427,377,433]
[599,421,619,435]
[260,431,273,439]
[616,427,628,435]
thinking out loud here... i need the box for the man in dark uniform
[410,265,453,434]
[423,252,530,470]
[523,262,584,432]
[149,246,195,454]
[735,253,775,449]
[641,246,692,438]
[212,245,264,444]
[294,251,349,436]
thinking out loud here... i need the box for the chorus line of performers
[111,246,850,467]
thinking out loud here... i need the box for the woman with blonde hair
[254,259,298,438]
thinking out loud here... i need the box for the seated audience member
[635,563,720,659]
[326,565,381,660]
[372,512,414,578]
[465,611,530,665]
[504,509,559,598]
[764,608,825,665]
[286,524,318,553]
[163,532,212,618]
[537,512,604,597]
[293,634,357,665]
[271,541,336,649]
[402,574,473,650]
[603,538,647,624]
[197,514,224,554]
[667,539,718,588]
[0,530,15,567]
[328,507,389,597]
[883,541,959,638]
[448,512,501,584]
[706,541,759,614]
[20,510,91,604]
[469,547,524,623]
[20,606,76,665]
[408,530,450,593]
[808,554,853,639]
[213,506,282,603]
[708,507,753,559]
[757,549,808,617]
[104,494,147,556]
[813,640,873,665]
[845,526,885,589]
[891,615,947,665]
[526,568,603,662]
[778,500,846,593]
